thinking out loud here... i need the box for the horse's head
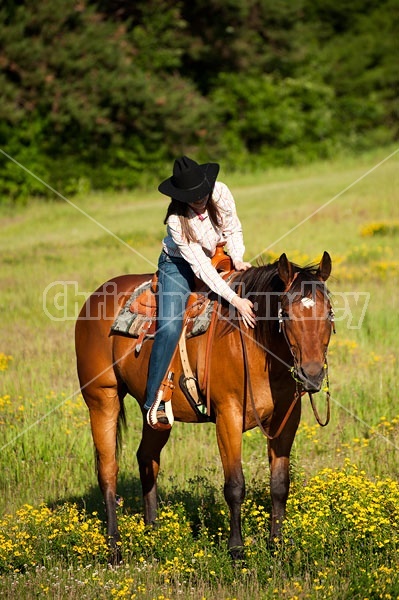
[278,251,334,393]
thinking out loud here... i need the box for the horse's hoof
[229,545,245,563]
[108,546,123,566]
[267,534,285,553]
[144,521,160,533]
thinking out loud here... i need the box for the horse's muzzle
[296,362,325,393]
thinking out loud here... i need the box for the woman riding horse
[144,156,256,429]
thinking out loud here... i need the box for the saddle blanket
[110,279,215,341]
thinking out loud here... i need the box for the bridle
[238,286,335,440]
[277,291,336,428]
[238,319,302,440]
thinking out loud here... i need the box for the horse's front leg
[268,448,289,541]
[136,419,171,525]
[268,404,301,541]
[216,412,245,561]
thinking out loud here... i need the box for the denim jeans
[144,252,194,410]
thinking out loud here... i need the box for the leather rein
[237,300,333,441]
[201,274,332,438]
[278,306,332,428]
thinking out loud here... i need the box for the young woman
[144,155,256,429]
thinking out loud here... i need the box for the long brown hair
[163,187,222,243]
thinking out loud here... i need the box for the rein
[238,295,332,439]
[309,388,330,427]
[278,306,332,428]
[204,269,332,437]
[238,319,301,440]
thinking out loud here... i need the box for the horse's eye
[328,308,336,333]
[278,307,289,320]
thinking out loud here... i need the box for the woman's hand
[234,260,252,271]
[231,296,256,329]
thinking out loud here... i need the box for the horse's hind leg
[136,420,171,525]
[85,386,123,564]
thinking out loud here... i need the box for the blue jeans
[144,252,194,410]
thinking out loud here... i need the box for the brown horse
[75,251,333,563]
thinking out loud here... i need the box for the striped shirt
[162,181,244,303]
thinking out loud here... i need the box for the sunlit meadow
[1,147,399,598]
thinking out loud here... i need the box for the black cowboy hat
[158,156,220,203]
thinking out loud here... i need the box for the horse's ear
[318,251,332,281]
[278,253,294,285]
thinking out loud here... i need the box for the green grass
[1,146,399,598]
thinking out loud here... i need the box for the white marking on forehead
[301,297,315,308]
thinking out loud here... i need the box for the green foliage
[1,466,399,599]
[211,73,337,167]
[0,0,219,199]
[0,0,397,201]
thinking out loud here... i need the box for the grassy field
[1,146,399,598]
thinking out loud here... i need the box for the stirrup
[146,390,174,431]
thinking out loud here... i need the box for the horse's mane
[220,260,328,351]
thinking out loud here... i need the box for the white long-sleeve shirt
[162,181,244,303]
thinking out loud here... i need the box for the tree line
[0,0,397,200]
